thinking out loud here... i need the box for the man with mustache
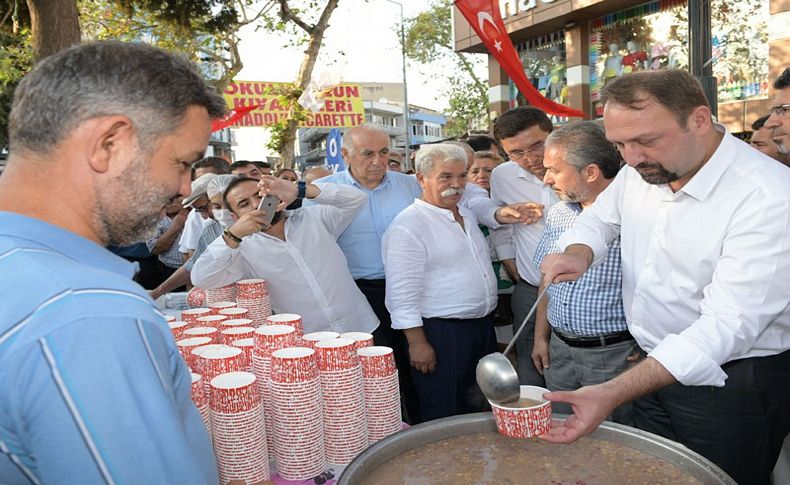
[0,41,226,483]
[540,69,790,485]
[765,68,790,166]
[382,143,498,421]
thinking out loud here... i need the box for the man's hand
[495,202,544,225]
[531,336,550,375]
[540,384,617,444]
[258,175,298,211]
[228,209,272,238]
[408,341,437,374]
[501,259,520,283]
[540,244,593,284]
[172,207,190,229]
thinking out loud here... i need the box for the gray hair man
[382,143,499,421]
[540,69,790,484]
[0,41,226,483]
[529,122,635,425]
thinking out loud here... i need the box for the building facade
[453,0,789,133]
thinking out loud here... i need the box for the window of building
[509,30,567,124]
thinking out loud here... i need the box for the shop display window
[589,0,769,117]
[509,30,567,123]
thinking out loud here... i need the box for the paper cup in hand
[490,385,552,438]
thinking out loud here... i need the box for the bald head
[341,125,391,189]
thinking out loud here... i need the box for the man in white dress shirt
[540,69,790,485]
[490,107,559,387]
[190,176,379,335]
[383,144,498,422]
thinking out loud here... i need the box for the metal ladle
[476,284,550,404]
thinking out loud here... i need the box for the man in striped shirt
[531,122,637,425]
[0,42,225,483]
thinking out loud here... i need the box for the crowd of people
[0,39,788,485]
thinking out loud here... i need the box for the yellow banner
[222,81,365,128]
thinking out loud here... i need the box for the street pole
[385,0,411,168]
[689,0,718,118]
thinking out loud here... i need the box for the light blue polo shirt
[0,212,217,484]
[315,170,422,279]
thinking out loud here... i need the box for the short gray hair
[342,125,389,153]
[9,41,227,155]
[415,143,468,175]
[544,121,621,179]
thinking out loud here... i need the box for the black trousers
[634,349,790,485]
[410,314,497,422]
[355,279,422,424]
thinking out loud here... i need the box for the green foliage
[403,0,489,135]
[264,83,309,154]
[0,1,33,148]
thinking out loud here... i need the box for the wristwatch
[296,181,307,199]
[223,227,242,244]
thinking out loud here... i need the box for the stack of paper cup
[210,371,269,484]
[232,338,255,368]
[176,336,213,368]
[205,284,237,306]
[187,287,206,308]
[207,301,237,315]
[220,326,255,345]
[302,331,340,349]
[190,372,211,435]
[218,307,250,320]
[183,326,219,344]
[236,279,271,327]
[252,325,297,460]
[164,314,176,323]
[190,344,233,377]
[181,308,211,327]
[197,346,247,397]
[358,346,401,443]
[315,338,368,464]
[195,314,228,329]
[267,314,304,339]
[340,332,374,350]
[269,347,326,480]
[168,320,189,341]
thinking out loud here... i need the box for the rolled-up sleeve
[190,237,248,289]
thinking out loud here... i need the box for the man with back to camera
[540,69,790,485]
[0,41,226,483]
[490,106,560,388]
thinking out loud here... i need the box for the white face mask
[212,209,235,228]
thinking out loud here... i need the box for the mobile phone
[257,195,279,226]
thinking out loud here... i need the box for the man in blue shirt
[531,122,637,424]
[0,41,226,483]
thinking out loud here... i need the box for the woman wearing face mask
[149,175,237,300]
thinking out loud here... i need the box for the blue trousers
[410,314,497,422]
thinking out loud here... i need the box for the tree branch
[454,52,488,101]
[0,5,13,28]
[278,0,313,34]
[238,0,276,27]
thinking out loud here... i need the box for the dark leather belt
[551,328,634,348]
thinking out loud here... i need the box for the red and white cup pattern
[236,279,271,327]
[210,371,270,484]
[302,331,340,349]
[490,385,552,439]
[190,372,211,435]
[231,338,255,369]
[340,332,374,350]
[266,313,303,338]
[358,346,401,444]
[164,314,176,323]
[205,284,237,306]
[168,320,189,341]
[187,287,206,308]
[176,336,213,368]
[207,301,237,315]
[195,314,228,329]
[196,346,247,397]
[183,326,219,343]
[181,307,211,327]
[218,307,250,320]
[220,326,255,345]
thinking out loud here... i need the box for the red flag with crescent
[211,103,264,132]
[455,0,586,118]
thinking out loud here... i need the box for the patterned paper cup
[270,347,319,383]
[205,284,237,305]
[207,301,237,314]
[357,346,397,378]
[164,314,176,322]
[190,373,211,434]
[176,336,213,369]
[302,331,340,349]
[490,385,552,438]
[253,325,297,358]
[315,338,358,372]
[168,320,189,340]
[195,314,228,328]
[266,313,303,337]
[340,332,374,349]
[181,307,211,326]
[197,346,246,396]
[220,326,255,345]
[210,371,260,414]
[186,287,206,308]
[218,307,250,320]
[183,326,219,339]
[235,278,269,299]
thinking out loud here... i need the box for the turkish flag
[211,103,263,132]
[455,0,586,118]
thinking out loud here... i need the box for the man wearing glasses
[490,107,559,387]
[765,68,790,165]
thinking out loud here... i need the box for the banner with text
[223,81,365,128]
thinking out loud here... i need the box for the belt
[551,328,634,348]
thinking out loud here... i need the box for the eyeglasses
[768,104,790,117]
[506,141,545,160]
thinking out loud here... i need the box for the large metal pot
[339,413,735,484]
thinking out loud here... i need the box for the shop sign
[499,0,557,18]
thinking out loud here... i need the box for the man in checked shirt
[531,121,637,425]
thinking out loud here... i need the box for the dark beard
[634,162,679,185]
